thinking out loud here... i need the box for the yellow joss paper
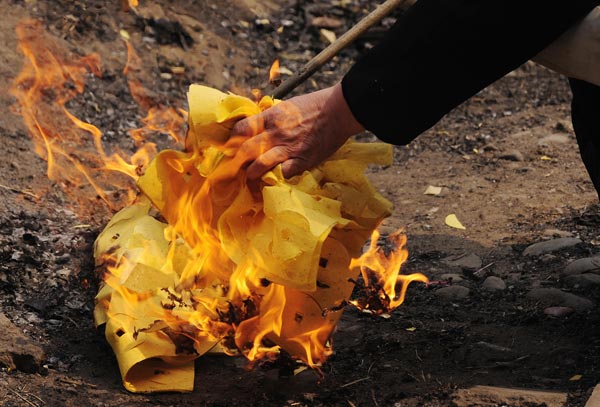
[185,84,274,150]
[445,213,467,230]
[94,198,225,392]
[104,290,197,393]
[94,84,395,392]
[249,167,349,290]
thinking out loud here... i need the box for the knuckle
[230,120,248,137]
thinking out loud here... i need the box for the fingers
[281,158,309,179]
[230,113,265,138]
[246,146,289,180]
[229,104,308,180]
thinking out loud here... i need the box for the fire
[122,0,139,12]
[269,58,281,86]
[350,229,429,314]
[12,17,428,394]
[10,20,186,216]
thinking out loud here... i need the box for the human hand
[230,82,364,180]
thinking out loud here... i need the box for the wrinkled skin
[230,82,365,180]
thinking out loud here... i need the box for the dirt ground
[1,0,600,406]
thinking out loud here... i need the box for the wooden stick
[272,0,412,99]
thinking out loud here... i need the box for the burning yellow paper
[94,85,396,392]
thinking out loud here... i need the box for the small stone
[254,18,271,26]
[538,134,570,146]
[310,16,343,29]
[542,229,573,238]
[319,28,337,44]
[543,306,575,317]
[435,286,470,301]
[441,273,464,283]
[498,150,524,161]
[482,276,506,291]
[526,288,594,313]
[523,238,582,256]
[442,253,482,270]
[563,274,600,288]
[539,253,557,263]
[562,257,600,277]
[482,143,498,152]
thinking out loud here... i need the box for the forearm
[342,0,600,144]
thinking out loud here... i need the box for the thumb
[230,113,266,138]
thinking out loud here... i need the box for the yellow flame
[269,59,280,85]
[350,229,429,313]
[10,20,187,216]
[12,16,429,380]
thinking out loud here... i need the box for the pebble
[542,229,573,238]
[562,257,600,277]
[526,288,594,312]
[441,273,464,283]
[481,276,506,291]
[435,286,470,301]
[563,273,600,288]
[482,143,498,152]
[310,16,343,29]
[539,253,557,263]
[522,238,582,256]
[538,134,570,146]
[543,306,575,317]
[498,150,525,162]
[442,253,482,270]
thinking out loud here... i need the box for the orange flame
[350,229,429,314]
[122,0,139,12]
[269,59,281,86]
[94,99,425,372]
[123,39,186,149]
[13,18,427,377]
[10,20,186,216]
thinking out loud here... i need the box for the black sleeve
[341,0,600,145]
